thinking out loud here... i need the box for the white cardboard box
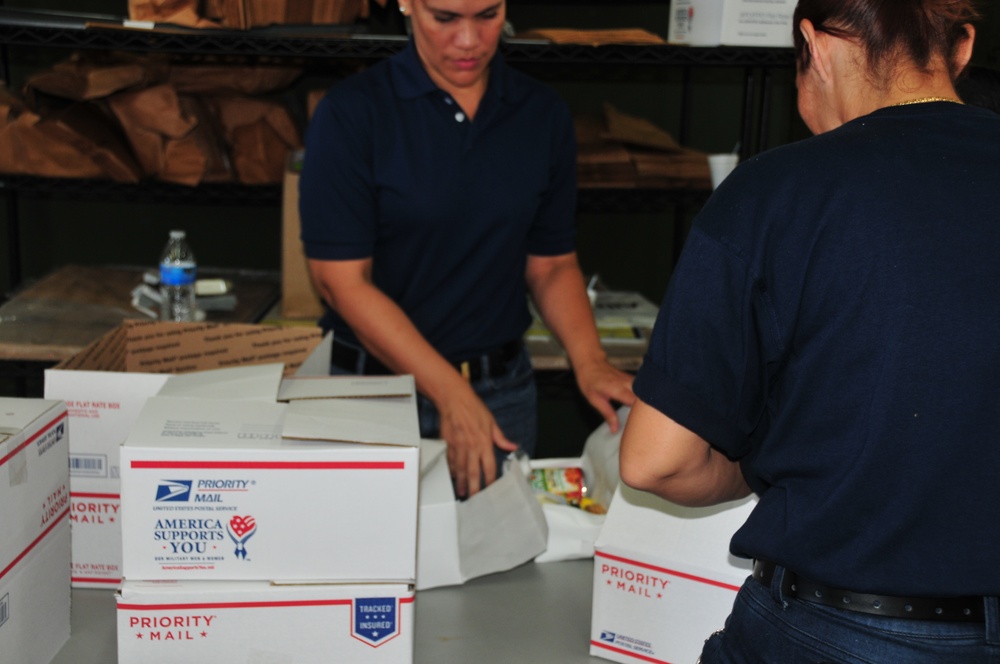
[120,375,420,582]
[415,440,548,590]
[667,0,795,47]
[0,397,71,664]
[0,520,71,664]
[0,398,70,579]
[117,578,414,664]
[43,320,322,588]
[590,484,756,664]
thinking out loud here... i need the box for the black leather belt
[330,339,523,382]
[753,559,985,623]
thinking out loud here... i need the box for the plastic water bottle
[159,229,197,322]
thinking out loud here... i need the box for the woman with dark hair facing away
[619,0,1000,661]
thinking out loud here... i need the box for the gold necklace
[889,96,964,107]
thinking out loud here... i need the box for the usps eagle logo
[227,515,257,559]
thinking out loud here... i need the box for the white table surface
[52,558,609,664]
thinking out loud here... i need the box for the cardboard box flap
[156,363,285,401]
[419,438,447,476]
[278,374,415,401]
[292,330,332,377]
[55,323,129,371]
[54,320,322,376]
[281,395,419,447]
[596,484,756,578]
[124,396,288,450]
[456,461,549,581]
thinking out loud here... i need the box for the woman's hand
[572,358,636,433]
[436,383,519,498]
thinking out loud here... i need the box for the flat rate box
[667,0,795,47]
[0,398,71,664]
[44,320,322,588]
[117,579,414,664]
[120,380,420,583]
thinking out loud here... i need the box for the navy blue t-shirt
[299,40,577,359]
[635,102,1000,596]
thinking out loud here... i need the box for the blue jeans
[416,344,537,473]
[331,342,538,474]
[700,567,1000,664]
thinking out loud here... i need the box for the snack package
[529,466,605,513]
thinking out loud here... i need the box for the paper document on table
[525,290,658,343]
[593,290,660,329]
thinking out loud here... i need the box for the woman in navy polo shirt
[620,0,1000,661]
[300,0,635,498]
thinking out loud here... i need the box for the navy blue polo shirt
[299,40,577,360]
[635,102,1000,596]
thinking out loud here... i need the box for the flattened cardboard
[156,363,285,402]
[281,150,325,320]
[278,374,414,401]
[280,375,420,447]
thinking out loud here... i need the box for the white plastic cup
[708,153,739,189]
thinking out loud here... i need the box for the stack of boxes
[114,359,421,663]
[0,398,71,664]
[43,320,323,588]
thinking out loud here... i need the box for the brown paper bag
[168,65,303,96]
[129,0,222,28]
[24,51,169,102]
[0,98,142,182]
[108,85,230,185]
[209,96,302,184]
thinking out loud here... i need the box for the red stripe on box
[72,577,122,585]
[71,492,120,499]
[129,460,405,470]
[0,411,68,467]
[0,507,69,582]
[590,640,672,664]
[119,599,355,611]
[595,550,742,592]
[118,595,415,611]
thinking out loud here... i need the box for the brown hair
[792,0,980,84]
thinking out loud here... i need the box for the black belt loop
[330,338,522,382]
[752,559,986,623]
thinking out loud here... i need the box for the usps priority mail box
[121,385,420,582]
[0,397,71,664]
[590,484,756,664]
[667,0,795,47]
[117,579,414,664]
[44,320,322,588]
[0,398,70,582]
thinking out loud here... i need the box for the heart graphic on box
[227,515,257,559]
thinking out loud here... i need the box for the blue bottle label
[160,263,196,286]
